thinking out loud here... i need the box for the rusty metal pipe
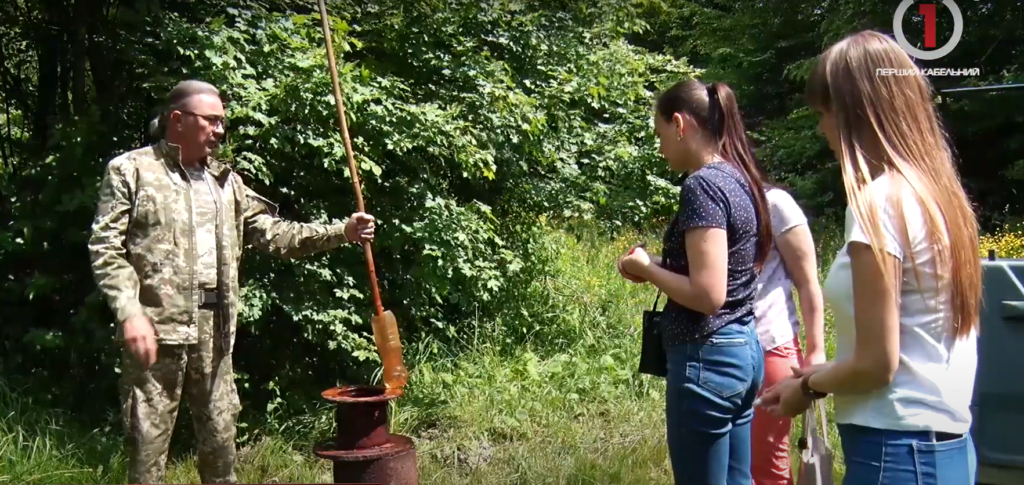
[314,385,419,484]
[316,434,418,485]
[324,385,394,450]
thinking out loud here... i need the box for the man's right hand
[123,315,158,369]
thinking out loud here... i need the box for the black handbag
[638,289,668,377]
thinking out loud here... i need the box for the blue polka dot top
[659,161,760,346]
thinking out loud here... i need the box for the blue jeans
[664,318,764,485]
[839,424,977,485]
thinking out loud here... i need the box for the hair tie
[706,83,722,137]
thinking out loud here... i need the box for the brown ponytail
[709,83,773,270]
[655,80,773,270]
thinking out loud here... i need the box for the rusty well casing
[314,385,418,485]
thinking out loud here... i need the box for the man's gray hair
[148,80,222,139]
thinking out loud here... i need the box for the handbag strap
[800,399,829,450]
[650,253,666,311]
[817,400,827,439]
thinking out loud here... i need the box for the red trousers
[751,337,803,485]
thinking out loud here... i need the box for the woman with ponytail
[618,80,771,485]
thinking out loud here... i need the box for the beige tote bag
[797,400,835,485]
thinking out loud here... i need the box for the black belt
[199,288,218,308]
[932,431,963,442]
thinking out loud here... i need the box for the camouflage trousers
[119,309,240,484]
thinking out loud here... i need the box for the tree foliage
[2,0,1022,432]
[638,0,1024,225]
[0,0,691,424]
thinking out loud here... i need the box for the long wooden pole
[317,0,384,316]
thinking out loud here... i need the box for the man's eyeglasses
[179,109,228,128]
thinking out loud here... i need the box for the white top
[822,173,978,434]
[754,188,807,351]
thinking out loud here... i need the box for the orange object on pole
[317,0,407,390]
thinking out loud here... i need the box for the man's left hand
[345,212,375,243]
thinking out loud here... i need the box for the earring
[676,135,682,141]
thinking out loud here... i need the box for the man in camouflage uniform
[87,80,376,484]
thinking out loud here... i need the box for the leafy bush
[0,2,694,427]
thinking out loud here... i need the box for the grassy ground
[1,224,846,485]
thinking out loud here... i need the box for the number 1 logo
[893,0,963,60]
[919,3,937,48]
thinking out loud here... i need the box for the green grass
[1,224,847,485]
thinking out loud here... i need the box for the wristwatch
[800,374,828,400]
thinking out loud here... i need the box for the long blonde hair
[806,30,981,341]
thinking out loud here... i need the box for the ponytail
[707,82,773,270]
[148,113,167,139]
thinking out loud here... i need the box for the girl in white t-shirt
[750,185,826,485]
[758,30,982,485]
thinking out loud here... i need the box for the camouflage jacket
[88,140,351,345]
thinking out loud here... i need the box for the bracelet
[801,373,828,400]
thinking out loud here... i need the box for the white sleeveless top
[753,188,807,351]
